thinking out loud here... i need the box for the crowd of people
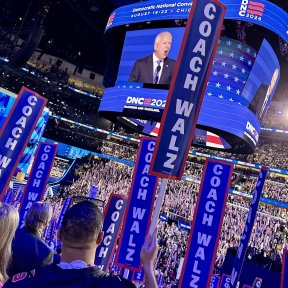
[98,140,288,202]
[252,141,288,170]
[53,153,288,287]
[68,160,132,201]
[1,136,288,287]
[99,137,288,172]
[101,141,137,162]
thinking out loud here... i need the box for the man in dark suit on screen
[129,31,176,85]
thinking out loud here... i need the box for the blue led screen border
[104,0,288,43]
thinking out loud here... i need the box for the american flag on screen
[205,37,257,106]
[150,122,160,137]
[206,131,224,149]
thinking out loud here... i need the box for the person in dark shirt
[8,201,54,277]
[4,200,158,288]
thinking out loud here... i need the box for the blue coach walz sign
[95,194,127,272]
[19,143,58,227]
[230,167,268,288]
[150,0,226,180]
[179,159,233,288]
[116,137,158,271]
[0,87,47,200]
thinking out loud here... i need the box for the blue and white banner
[281,249,288,288]
[116,137,158,271]
[8,189,18,205]
[230,167,268,288]
[160,214,169,222]
[14,188,24,204]
[133,267,144,283]
[44,218,57,246]
[109,264,121,274]
[0,87,47,200]
[179,159,233,287]
[2,188,13,204]
[95,194,127,271]
[18,143,57,228]
[121,268,133,281]
[220,274,231,288]
[158,274,164,286]
[252,277,262,288]
[56,197,72,229]
[88,185,99,199]
[150,0,226,179]
[178,220,191,230]
[210,274,221,288]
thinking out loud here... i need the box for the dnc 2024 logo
[239,0,265,21]
[126,96,166,107]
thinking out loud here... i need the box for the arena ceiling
[0,0,142,74]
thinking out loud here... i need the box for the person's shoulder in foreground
[4,200,158,287]
[8,201,54,277]
[3,264,135,288]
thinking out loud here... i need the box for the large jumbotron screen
[99,0,285,154]
[117,27,279,119]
